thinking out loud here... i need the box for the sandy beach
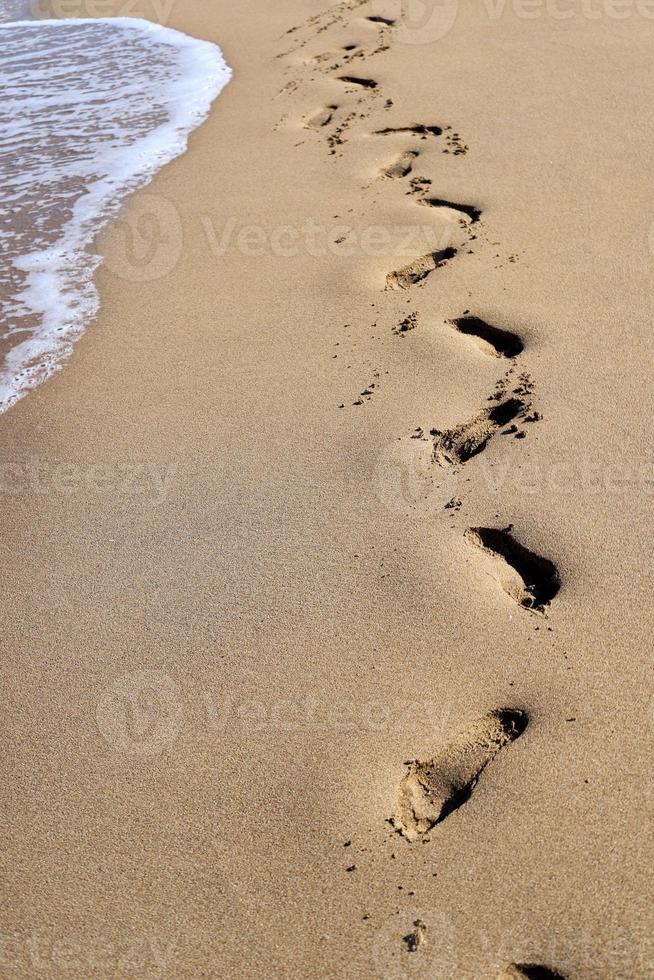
[1,0,652,976]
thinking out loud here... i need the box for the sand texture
[1,0,652,977]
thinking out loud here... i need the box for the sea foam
[0,17,231,411]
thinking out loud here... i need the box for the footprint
[327,109,360,153]
[386,248,457,289]
[305,104,338,129]
[498,966,567,980]
[464,526,561,611]
[307,44,360,65]
[338,74,378,89]
[366,14,396,25]
[381,149,419,179]
[278,1,372,60]
[392,708,528,840]
[418,196,481,223]
[432,397,525,465]
[448,315,523,358]
[374,123,443,137]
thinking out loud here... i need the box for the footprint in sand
[277,2,385,145]
[306,76,381,154]
[498,966,567,979]
[417,195,482,224]
[374,123,443,138]
[386,247,457,289]
[465,526,561,611]
[282,0,370,46]
[448,314,523,358]
[338,73,378,89]
[392,708,528,840]
[432,396,526,465]
[365,14,396,26]
[380,148,419,179]
[305,104,339,129]
[307,43,361,66]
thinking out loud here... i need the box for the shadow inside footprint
[393,708,528,840]
[432,397,525,465]
[381,149,419,179]
[449,315,523,358]
[374,124,442,137]
[499,966,567,980]
[338,74,377,88]
[419,197,482,223]
[366,14,396,25]
[305,105,338,129]
[465,527,561,611]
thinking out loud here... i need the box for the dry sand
[1,0,652,976]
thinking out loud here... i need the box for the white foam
[0,17,231,411]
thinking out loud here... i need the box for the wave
[0,17,231,411]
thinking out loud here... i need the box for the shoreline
[1,1,651,977]
[0,15,230,413]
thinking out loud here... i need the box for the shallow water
[0,0,33,23]
[0,17,231,411]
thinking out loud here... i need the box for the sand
[1,0,652,977]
